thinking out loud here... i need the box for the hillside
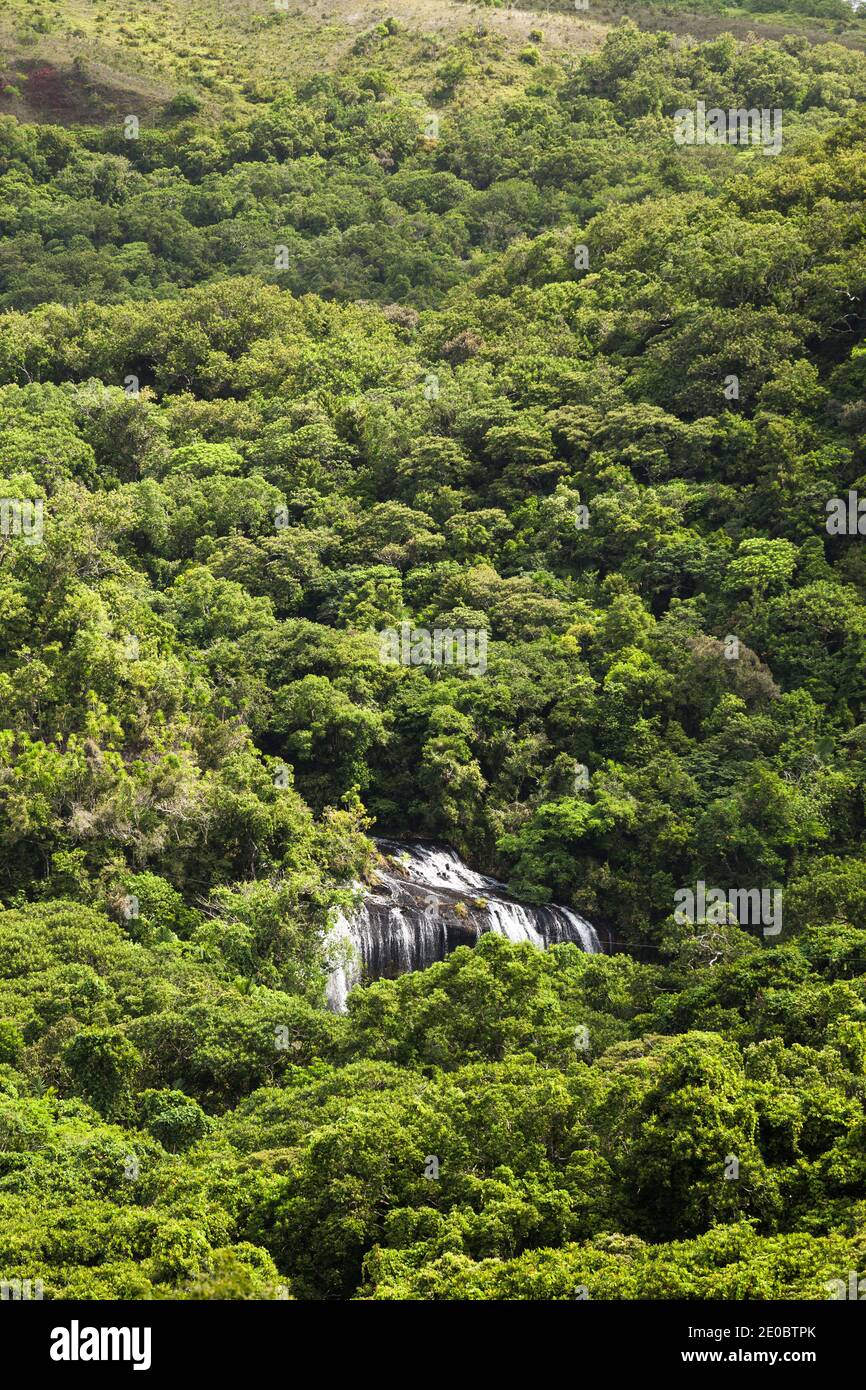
[1,0,866,1306]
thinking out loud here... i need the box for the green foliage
[62,1028,142,1120]
[137,1089,209,1152]
[1,7,866,1302]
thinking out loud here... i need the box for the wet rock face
[325,839,600,1011]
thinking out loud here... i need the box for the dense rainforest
[1,0,866,1301]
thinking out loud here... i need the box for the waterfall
[325,839,601,1011]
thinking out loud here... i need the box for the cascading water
[325,839,601,1011]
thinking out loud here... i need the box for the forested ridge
[1,1,866,1301]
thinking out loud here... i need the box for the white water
[325,839,600,1011]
